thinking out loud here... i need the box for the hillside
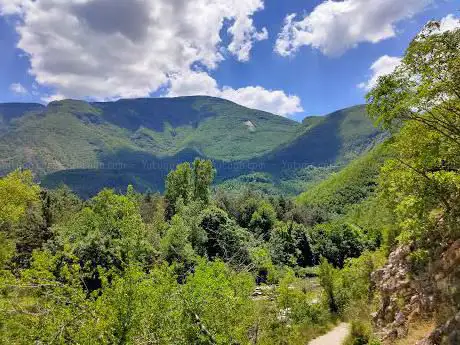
[0,103,45,130]
[215,105,386,196]
[261,105,384,167]
[0,97,382,196]
[296,141,391,215]
[0,97,301,175]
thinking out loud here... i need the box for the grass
[389,320,435,345]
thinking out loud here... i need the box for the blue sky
[0,0,458,121]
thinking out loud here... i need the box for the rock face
[372,240,460,344]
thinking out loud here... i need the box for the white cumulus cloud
[358,14,459,91]
[9,82,28,94]
[0,0,23,15]
[438,14,460,33]
[275,0,432,57]
[0,0,268,101]
[358,55,402,91]
[167,71,303,117]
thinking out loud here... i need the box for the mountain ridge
[0,96,382,196]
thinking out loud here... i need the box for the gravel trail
[308,323,350,345]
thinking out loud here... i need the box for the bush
[343,321,372,345]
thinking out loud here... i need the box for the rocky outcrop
[371,245,436,341]
[416,312,460,345]
[372,240,460,344]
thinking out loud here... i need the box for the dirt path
[308,323,350,345]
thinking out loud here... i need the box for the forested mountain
[0,103,45,130]
[0,98,382,196]
[0,96,300,173]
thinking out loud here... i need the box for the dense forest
[1,20,459,345]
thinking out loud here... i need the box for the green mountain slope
[296,141,391,215]
[0,103,45,130]
[0,97,383,197]
[0,97,302,176]
[212,105,386,196]
[259,105,384,168]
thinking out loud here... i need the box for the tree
[236,196,260,228]
[98,265,193,344]
[318,257,339,314]
[160,214,195,266]
[311,222,365,268]
[363,20,460,330]
[165,162,193,217]
[183,259,255,344]
[11,187,82,269]
[174,200,207,256]
[367,21,460,146]
[198,207,250,265]
[165,159,215,218]
[0,170,39,226]
[0,170,41,270]
[367,21,460,243]
[53,189,154,291]
[269,221,314,267]
[248,201,277,240]
[249,246,277,284]
[192,158,215,205]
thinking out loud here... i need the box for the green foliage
[139,192,166,225]
[45,185,82,225]
[183,259,255,344]
[335,251,386,318]
[175,200,208,254]
[0,232,15,269]
[378,121,460,244]
[367,22,460,143]
[249,245,279,284]
[311,221,367,268]
[198,207,250,265]
[0,170,40,226]
[297,143,389,215]
[193,158,215,204]
[0,170,43,270]
[250,270,332,345]
[269,221,313,267]
[318,258,339,314]
[277,270,329,324]
[0,249,96,344]
[249,201,277,239]
[343,321,373,345]
[95,265,194,344]
[165,158,215,217]
[367,23,460,249]
[236,195,261,228]
[408,248,430,274]
[165,162,193,215]
[160,214,196,266]
[53,189,154,290]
